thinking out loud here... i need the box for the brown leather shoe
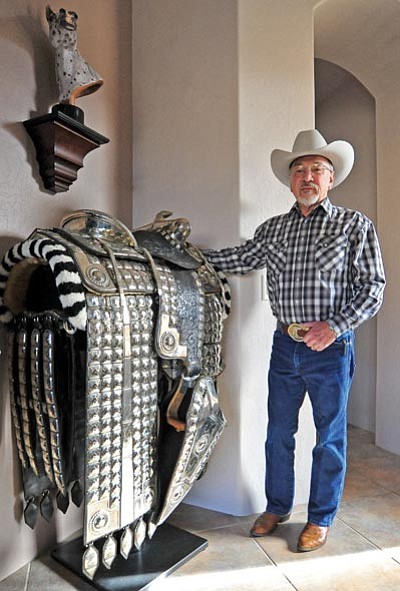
[250,511,291,537]
[297,522,329,552]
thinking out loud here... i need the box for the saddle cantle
[0,209,230,580]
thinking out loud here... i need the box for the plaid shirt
[203,198,385,336]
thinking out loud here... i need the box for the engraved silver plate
[84,291,158,545]
[82,544,99,580]
[202,294,224,377]
[120,526,133,559]
[102,535,117,569]
[133,517,147,551]
[154,376,226,527]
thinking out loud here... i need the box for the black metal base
[52,103,85,124]
[51,523,207,591]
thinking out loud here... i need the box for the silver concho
[160,331,177,353]
[195,434,210,454]
[89,510,110,534]
[86,264,112,288]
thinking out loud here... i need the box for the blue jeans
[265,329,355,526]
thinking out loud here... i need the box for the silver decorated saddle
[0,210,230,580]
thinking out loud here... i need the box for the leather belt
[278,322,310,342]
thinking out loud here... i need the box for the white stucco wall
[0,0,132,581]
[375,99,400,454]
[132,0,317,515]
[315,60,377,433]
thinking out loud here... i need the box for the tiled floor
[2,424,400,590]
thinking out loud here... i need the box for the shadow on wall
[0,3,58,194]
[2,120,52,195]
[0,6,57,116]
[1,2,133,221]
[0,236,24,446]
[0,235,26,521]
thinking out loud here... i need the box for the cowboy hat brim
[271,140,354,188]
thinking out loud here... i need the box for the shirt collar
[289,197,333,219]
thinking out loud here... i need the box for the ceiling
[314,0,400,97]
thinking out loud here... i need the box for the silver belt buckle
[287,323,309,342]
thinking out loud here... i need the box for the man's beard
[297,193,320,207]
[296,181,323,207]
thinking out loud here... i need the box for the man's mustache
[300,182,318,190]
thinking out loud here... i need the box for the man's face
[289,155,335,211]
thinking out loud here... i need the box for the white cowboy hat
[270,129,354,188]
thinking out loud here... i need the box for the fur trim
[0,238,86,331]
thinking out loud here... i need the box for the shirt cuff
[326,317,351,337]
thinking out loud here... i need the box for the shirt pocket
[315,232,348,272]
[266,239,288,275]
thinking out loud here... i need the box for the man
[203,129,385,552]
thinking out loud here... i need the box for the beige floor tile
[342,468,389,501]
[234,504,309,536]
[0,565,29,591]
[173,524,273,572]
[254,510,374,562]
[27,556,93,591]
[347,426,391,466]
[385,547,400,564]
[339,492,400,554]
[347,424,375,445]
[166,503,238,533]
[232,512,260,536]
[281,550,400,591]
[255,511,400,590]
[152,567,295,591]
[347,440,391,464]
[347,453,400,492]
[152,524,295,591]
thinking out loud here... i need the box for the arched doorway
[314,0,400,455]
[315,57,377,433]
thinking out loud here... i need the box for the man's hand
[301,321,337,352]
